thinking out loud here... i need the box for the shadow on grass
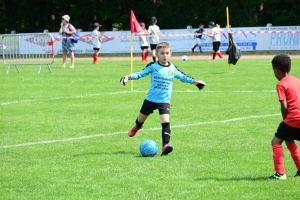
[73,151,137,157]
[134,155,161,158]
[194,177,267,182]
[73,151,164,158]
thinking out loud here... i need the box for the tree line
[0,0,299,34]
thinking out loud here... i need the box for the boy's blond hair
[156,42,171,52]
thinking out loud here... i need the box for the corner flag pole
[226,7,231,73]
[129,10,143,91]
[130,33,133,91]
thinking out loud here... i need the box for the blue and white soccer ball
[140,140,158,157]
[181,55,188,61]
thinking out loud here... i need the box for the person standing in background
[191,24,204,53]
[59,15,76,68]
[91,22,102,64]
[148,17,160,62]
[136,22,150,62]
[204,21,224,60]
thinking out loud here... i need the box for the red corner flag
[130,10,143,33]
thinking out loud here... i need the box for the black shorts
[150,44,157,50]
[93,48,100,51]
[213,41,221,52]
[141,46,149,50]
[140,99,170,116]
[275,121,300,141]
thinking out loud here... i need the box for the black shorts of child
[275,121,300,141]
[213,41,221,52]
[150,44,157,50]
[141,46,149,50]
[140,99,170,115]
[93,48,100,51]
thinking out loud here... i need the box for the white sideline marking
[0,113,280,149]
[1,90,275,106]
[0,91,134,105]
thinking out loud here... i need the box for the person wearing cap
[204,21,224,60]
[59,14,76,68]
[148,17,160,62]
[91,22,102,64]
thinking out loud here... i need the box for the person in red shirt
[269,54,300,180]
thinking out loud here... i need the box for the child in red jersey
[269,54,300,180]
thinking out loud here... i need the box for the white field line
[0,91,133,106]
[0,113,280,149]
[0,90,276,106]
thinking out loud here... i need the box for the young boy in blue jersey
[120,42,206,155]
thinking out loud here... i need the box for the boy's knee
[271,136,283,145]
[285,140,295,146]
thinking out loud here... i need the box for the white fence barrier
[1,33,54,74]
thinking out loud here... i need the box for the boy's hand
[120,76,129,86]
[194,80,206,90]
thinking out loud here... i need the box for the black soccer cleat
[294,171,300,177]
[161,144,173,156]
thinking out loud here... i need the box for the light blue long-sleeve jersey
[130,62,195,103]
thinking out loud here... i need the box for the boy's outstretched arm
[279,100,287,120]
[120,75,131,86]
[120,64,153,86]
[174,67,206,90]
[194,80,206,90]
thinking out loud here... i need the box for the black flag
[226,33,241,65]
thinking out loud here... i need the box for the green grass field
[1,56,300,199]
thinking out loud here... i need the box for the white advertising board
[1,26,299,54]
